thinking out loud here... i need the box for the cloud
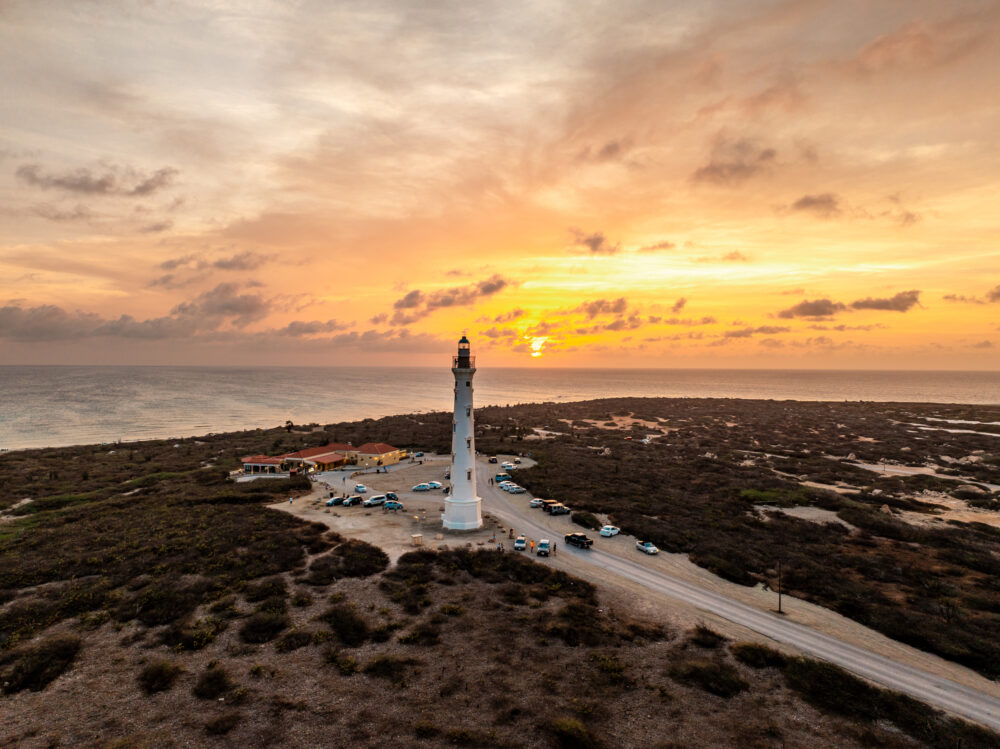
[370,313,388,324]
[569,228,620,255]
[30,203,94,223]
[697,251,749,262]
[574,298,628,319]
[988,285,1000,303]
[578,138,633,163]
[789,193,841,218]
[481,326,518,339]
[638,240,676,252]
[664,316,717,326]
[274,319,350,336]
[16,163,178,196]
[724,325,790,338]
[139,221,173,233]
[160,254,200,271]
[850,289,920,312]
[780,288,805,295]
[971,340,993,349]
[170,283,270,326]
[943,294,984,304]
[389,275,513,325]
[211,251,273,270]
[493,308,525,323]
[691,137,776,185]
[777,298,848,319]
[671,298,687,313]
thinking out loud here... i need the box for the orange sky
[1,0,999,368]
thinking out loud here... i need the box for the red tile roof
[356,442,397,455]
[303,451,345,465]
[241,455,283,465]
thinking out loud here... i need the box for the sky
[1,0,999,369]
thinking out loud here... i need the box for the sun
[529,336,548,358]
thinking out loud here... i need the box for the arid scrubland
[2,398,1000,747]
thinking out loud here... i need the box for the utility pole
[777,559,783,614]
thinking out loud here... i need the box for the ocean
[1,366,998,451]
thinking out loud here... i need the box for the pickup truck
[564,532,593,549]
[536,539,551,557]
[513,536,527,551]
[549,504,570,515]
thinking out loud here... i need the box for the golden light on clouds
[0,1,998,367]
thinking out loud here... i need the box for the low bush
[321,604,369,647]
[363,654,418,683]
[162,616,227,651]
[731,642,788,670]
[239,612,289,643]
[687,625,726,649]
[138,659,184,694]
[205,711,241,736]
[244,576,287,602]
[549,716,597,749]
[571,511,601,531]
[668,658,747,698]
[275,629,314,653]
[1,635,81,693]
[193,664,232,699]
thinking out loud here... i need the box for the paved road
[479,463,1000,731]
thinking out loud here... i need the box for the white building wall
[443,364,482,529]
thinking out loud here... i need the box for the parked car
[501,462,516,470]
[513,536,527,551]
[495,473,511,482]
[565,532,593,549]
[385,492,398,502]
[541,500,560,512]
[549,504,570,515]
[414,452,424,457]
[513,458,522,464]
[412,483,431,492]
[636,540,659,555]
[600,525,620,537]
[363,494,387,507]
[488,456,498,464]
[342,495,363,506]
[427,481,443,489]
[325,497,344,507]
[508,486,527,494]
[384,500,405,511]
[536,539,551,557]
[528,498,545,508]
[354,484,368,493]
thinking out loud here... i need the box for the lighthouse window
[453,422,456,432]
[466,437,471,448]
[465,406,470,417]
[466,381,470,387]
[466,469,472,481]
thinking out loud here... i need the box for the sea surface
[1,366,998,451]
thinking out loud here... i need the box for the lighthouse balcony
[452,355,476,368]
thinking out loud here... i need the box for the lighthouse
[443,335,483,530]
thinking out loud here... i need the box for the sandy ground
[270,455,1000,703]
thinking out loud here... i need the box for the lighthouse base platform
[442,496,483,530]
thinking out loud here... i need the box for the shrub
[413,720,440,738]
[668,658,747,698]
[440,604,463,617]
[256,595,288,615]
[193,664,232,699]
[571,511,601,531]
[399,620,440,646]
[732,642,788,670]
[205,711,241,736]
[363,655,418,683]
[162,617,227,651]
[275,629,313,653]
[321,604,369,647]
[138,659,183,694]
[2,635,81,693]
[688,625,726,649]
[244,577,287,603]
[239,612,289,643]
[291,590,314,607]
[549,717,596,749]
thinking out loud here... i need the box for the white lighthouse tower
[443,335,483,530]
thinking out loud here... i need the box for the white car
[636,540,659,555]
[354,484,368,493]
[363,494,387,507]
[412,483,431,492]
[513,536,527,551]
[528,498,544,508]
[501,462,516,470]
[508,486,526,494]
[600,525,620,537]
[427,481,443,489]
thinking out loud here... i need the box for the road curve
[479,465,1000,731]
